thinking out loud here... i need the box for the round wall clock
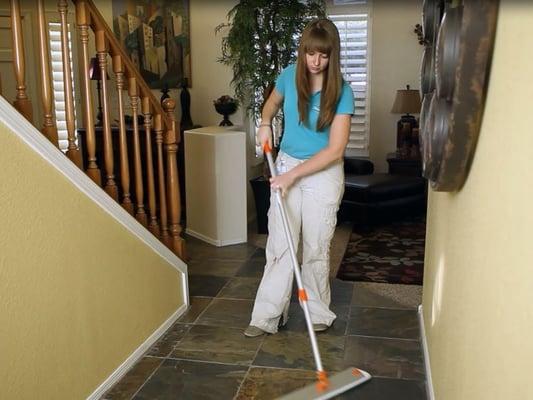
[418,0,499,191]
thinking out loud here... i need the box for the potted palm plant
[216,0,325,233]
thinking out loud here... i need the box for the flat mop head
[277,367,371,400]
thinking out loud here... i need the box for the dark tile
[343,336,424,380]
[235,367,316,400]
[336,377,427,400]
[177,297,213,324]
[283,302,350,336]
[217,277,261,300]
[347,308,419,340]
[170,324,263,365]
[290,278,354,305]
[188,258,245,277]
[236,255,265,278]
[133,358,247,400]
[352,283,417,310]
[188,275,229,297]
[331,279,356,305]
[196,298,254,329]
[103,357,163,400]
[254,331,346,372]
[147,323,191,357]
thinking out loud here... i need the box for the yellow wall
[0,121,185,399]
[422,3,533,399]
[369,0,422,172]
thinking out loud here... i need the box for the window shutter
[48,22,77,152]
[330,10,371,156]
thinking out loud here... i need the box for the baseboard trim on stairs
[86,303,188,400]
[418,305,435,400]
[0,97,188,300]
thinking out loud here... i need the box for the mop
[263,143,371,400]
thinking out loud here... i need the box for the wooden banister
[58,0,82,168]
[10,0,33,123]
[76,0,100,185]
[7,0,186,260]
[37,0,59,146]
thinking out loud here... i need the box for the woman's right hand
[257,124,273,152]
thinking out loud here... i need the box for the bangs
[303,28,333,55]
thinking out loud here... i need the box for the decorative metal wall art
[419,0,499,191]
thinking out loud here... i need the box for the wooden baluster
[58,0,82,168]
[113,55,133,214]
[37,0,58,146]
[162,98,186,259]
[154,113,169,246]
[128,77,147,226]
[76,1,100,185]
[142,96,159,236]
[10,0,33,122]
[95,30,118,200]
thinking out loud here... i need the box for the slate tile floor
[103,236,427,400]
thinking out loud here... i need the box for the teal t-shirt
[275,64,354,159]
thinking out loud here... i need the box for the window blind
[329,11,371,156]
[48,22,76,152]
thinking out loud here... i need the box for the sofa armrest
[344,157,374,175]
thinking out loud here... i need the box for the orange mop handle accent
[263,142,272,154]
[298,289,308,302]
[316,371,330,392]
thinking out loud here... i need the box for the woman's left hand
[270,171,297,197]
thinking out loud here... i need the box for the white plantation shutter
[330,9,371,156]
[48,22,77,152]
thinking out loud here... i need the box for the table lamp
[391,84,421,158]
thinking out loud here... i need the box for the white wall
[369,0,423,172]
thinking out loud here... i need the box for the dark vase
[249,176,271,234]
[214,102,238,126]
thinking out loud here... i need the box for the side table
[386,152,422,177]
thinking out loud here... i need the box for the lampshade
[391,85,422,114]
[89,57,109,81]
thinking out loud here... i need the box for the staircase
[3,0,186,260]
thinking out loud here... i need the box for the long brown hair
[296,18,342,131]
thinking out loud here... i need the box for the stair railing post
[58,0,82,168]
[95,29,118,200]
[76,0,101,185]
[37,0,59,146]
[113,54,133,214]
[10,0,33,123]
[142,96,160,236]
[162,98,186,259]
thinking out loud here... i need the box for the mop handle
[263,143,327,378]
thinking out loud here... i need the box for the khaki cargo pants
[250,152,344,333]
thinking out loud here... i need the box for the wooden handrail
[73,0,176,137]
[6,0,186,260]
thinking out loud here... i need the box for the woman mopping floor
[245,18,371,399]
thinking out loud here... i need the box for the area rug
[336,218,426,285]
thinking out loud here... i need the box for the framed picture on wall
[112,0,191,89]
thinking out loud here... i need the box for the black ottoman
[339,158,427,224]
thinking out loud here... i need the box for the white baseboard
[185,228,247,247]
[418,305,435,400]
[86,303,188,400]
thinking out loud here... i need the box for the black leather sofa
[338,157,427,224]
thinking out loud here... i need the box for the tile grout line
[345,333,421,342]
[232,323,268,399]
